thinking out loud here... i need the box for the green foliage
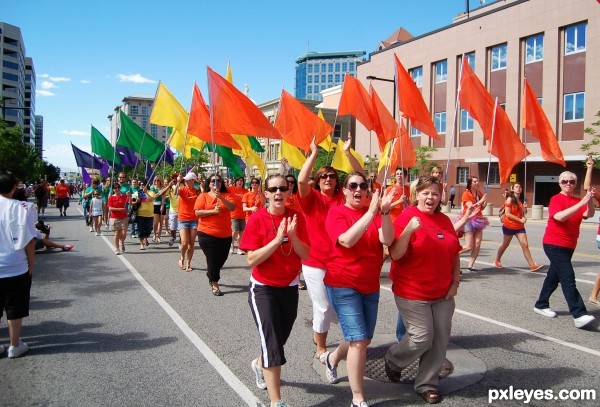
[364,154,380,173]
[0,119,48,182]
[580,111,600,168]
[411,145,438,176]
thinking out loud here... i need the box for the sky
[4,0,484,172]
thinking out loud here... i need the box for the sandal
[184,264,192,272]
[211,286,223,296]
[417,390,442,404]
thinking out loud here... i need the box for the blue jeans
[535,244,587,318]
[130,221,138,236]
[396,312,406,341]
[326,286,379,342]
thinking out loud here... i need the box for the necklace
[268,208,292,256]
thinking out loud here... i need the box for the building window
[130,105,139,115]
[491,43,507,71]
[564,92,585,122]
[151,124,158,137]
[334,74,340,82]
[349,62,355,71]
[314,64,320,73]
[314,76,319,84]
[342,62,348,71]
[141,117,148,130]
[333,123,342,139]
[335,62,340,71]
[435,60,447,83]
[460,109,474,131]
[307,85,313,94]
[321,74,326,83]
[434,112,446,134]
[410,66,423,88]
[565,22,587,54]
[327,74,333,83]
[328,63,333,72]
[525,34,544,63]
[489,166,500,185]
[465,52,475,70]
[321,63,327,73]
[307,76,313,84]
[410,126,421,137]
[457,167,470,184]
[307,64,313,73]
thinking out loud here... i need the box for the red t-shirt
[543,193,586,249]
[194,192,234,238]
[228,186,248,220]
[323,205,383,294]
[107,194,129,219]
[242,191,264,220]
[56,184,70,199]
[239,208,310,287]
[386,184,411,222]
[299,188,345,269]
[178,186,199,221]
[390,206,461,301]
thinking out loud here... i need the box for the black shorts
[56,198,70,209]
[153,205,166,215]
[137,216,154,239]
[0,272,32,320]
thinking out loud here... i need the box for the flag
[91,126,120,164]
[338,74,377,131]
[459,60,528,184]
[164,147,175,165]
[378,122,416,172]
[99,158,110,178]
[188,83,240,149]
[317,109,336,152]
[279,140,306,170]
[214,145,244,178]
[331,139,364,174]
[81,168,91,184]
[207,66,281,139]
[274,89,333,151]
[71,143,104,169]
[116,145,140,167]
[522,79,565,166]
[145,161,155,184]
[394,54,440,140]
[370,84,398,151]
[117,111,164,162]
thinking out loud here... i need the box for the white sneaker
[230,246,235,254]
[8,340,29,358]
[0,344,4,354]
[324,351,338,384]
[351,402,369,407]
[89,227,94,232]
[251,358,267,390]
[237,249,246,255]
[574,314,595,329]
[534,307,556,318]
[95,232,100,236]
[115,248,121,255]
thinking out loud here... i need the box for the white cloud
[41,81,58,90]
[36,89,56,97]
[80,79,91,84]
[38,73,49,78]
[48,76,70,82]
[61,130,88,137]
[117,73,156,84]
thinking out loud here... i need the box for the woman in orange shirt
[385,167,411,223]
[195,174,236,296]
[177,172,200,272]
[243,178,265,220]
[228,176,248,255]
[494,182,543,271]
[459,176,488,271]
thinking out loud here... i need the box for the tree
[580,111,600,168]
[0,119,45,182]
[411,145,438,176]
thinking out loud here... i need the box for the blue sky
[5,0,481,172]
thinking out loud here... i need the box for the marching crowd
[2,151,600,406]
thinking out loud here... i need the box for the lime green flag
[91,126,120,164]
[117,111,164,162]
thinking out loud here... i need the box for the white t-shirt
[91,197,103,216]
[0,196,37,278]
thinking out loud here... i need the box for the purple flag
[145,161,155,184]
[116,145,140,167]
[82,168,91,184]
[100,158,110,178]
[165,148,175,165]
[71,143,104,169]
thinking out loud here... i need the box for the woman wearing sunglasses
[240,175,310,407]
[298,137,363,364]
[533,171,596,329]
[195,175,236,296]
[243,177,266,221]
[321,172,393,407]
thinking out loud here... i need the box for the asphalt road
[1,202,599,407]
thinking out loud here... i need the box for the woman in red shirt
[228,176,249,255]
[195,174,235,295]
[239,175,310,407]
[534,171,596,329]
[384,176,461,404]
[107,183,129,255]
[320,172,393,407]
[459,176,488,271]
[242,178,265,220]
[494,182,542,271]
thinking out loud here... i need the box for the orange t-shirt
[56,184,70,199]
[503,199,525,230]
[228,186,248,220]
[285,192,303,215]
[461,189,483,217]
[242,190,264,220]
[178,185,199,221]
[386,184,411,222]
[195,192,234,238]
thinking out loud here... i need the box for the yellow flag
[378,140,392,173]
[331,139,364,174]
[167,129,204,158]
[317,109,336,152]
[279,140,306,170]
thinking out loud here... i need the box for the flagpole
[382,137,397,189]
[207,68,218,176]
[521,76,528,204]
[486,97,499,194]
[446,54,465,186]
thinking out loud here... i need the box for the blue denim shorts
[178,220,198,230]
[326,286,379,342]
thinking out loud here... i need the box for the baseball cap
[183,172,197,181]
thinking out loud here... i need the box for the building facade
[24,56,36,144]
[295,51,366,101]
[108,94,170,145]
[34,114,43,157]
[355,0,600,207]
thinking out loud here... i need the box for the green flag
[204,144,244,178]
[91,126,121,164]
[249,136,265,153]
[117,111,164,162]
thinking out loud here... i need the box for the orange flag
[459,60,528,184]
[188,83,240,150]
[338,74,377,131]
[522,79,565,167]
[394,54,440,140]
[207,66,281,139]
[379,122,416,172]
[274,89,332,151]
[370,84,397,151]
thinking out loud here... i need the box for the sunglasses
[347,182,369,191]
[210,179,220,183]
[320,173,337,180]
[560,179,576,185]
[266,185,289,193]
[251,181,260,184]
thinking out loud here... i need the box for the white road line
[582,272,598,277]
[380,285,600,357]
[83,208,264,407]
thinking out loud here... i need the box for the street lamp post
[366,75,396,119]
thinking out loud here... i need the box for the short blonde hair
[558,171,577,184]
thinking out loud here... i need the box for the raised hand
[286,214,297,238]
[406,216,422,233]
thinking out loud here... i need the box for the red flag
[390,121,416,169]
[522,79,565,167]
[459,60,528,184]
[274,89,333,151]
[338,74,377,131]
[207,67,281,139]
[394,54,440,140]
[370,84,397,151]
[188,83,240,149]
